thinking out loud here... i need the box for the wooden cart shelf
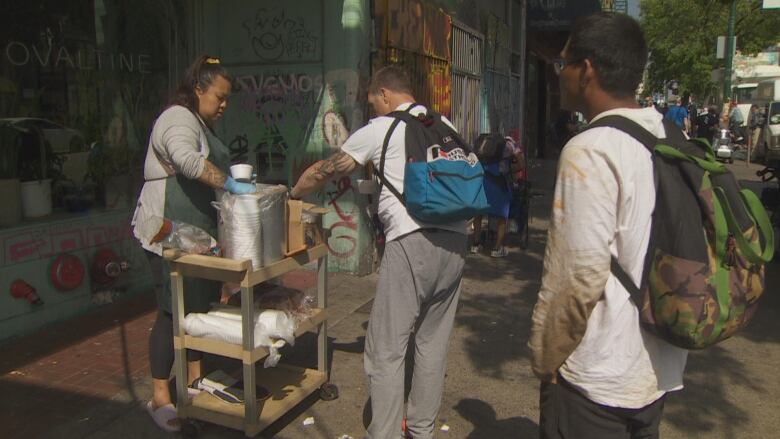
[173,308,328,363]
[186,365,327,436]
[165,243,331,437]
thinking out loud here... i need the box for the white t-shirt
[341,102,467,242]
[556,107,689,408]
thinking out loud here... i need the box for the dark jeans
[540,376,666,439]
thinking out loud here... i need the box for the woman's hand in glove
[223,176,257,194]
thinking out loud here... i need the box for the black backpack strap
[610,257,643,306]
[376,103,419,205]
[585,115,658,154]
[584,114,667,307]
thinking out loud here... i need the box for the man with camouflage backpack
[530,12,773,439]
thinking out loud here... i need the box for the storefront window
[0,0,180,213]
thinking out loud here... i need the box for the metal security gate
[451,21,483,144]
[480,13,520,137]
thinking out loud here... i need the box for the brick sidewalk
[0,292,156,438]
[0,270,321,439]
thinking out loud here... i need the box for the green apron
[158,125,230,314]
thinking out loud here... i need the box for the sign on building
[528,0,602,30]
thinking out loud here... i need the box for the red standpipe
[10,280,43,306]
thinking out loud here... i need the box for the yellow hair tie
[205,57,220,64]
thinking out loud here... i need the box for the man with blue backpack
[291,65,488,439]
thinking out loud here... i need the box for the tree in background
[641,0,780,102]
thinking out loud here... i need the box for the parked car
[0,117,87,153]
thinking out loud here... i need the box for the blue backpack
[377,104,489,223]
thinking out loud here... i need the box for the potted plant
[0,122,22,226]
[86,142,141,209]
[18,125,63,218]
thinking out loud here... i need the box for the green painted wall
[200,0,373,274]
[0,210,153,343]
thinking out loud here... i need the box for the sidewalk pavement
[1,158,779,439]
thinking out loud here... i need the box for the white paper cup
[230,164,253,181]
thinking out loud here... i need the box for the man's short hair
[668,96,678,104]
[368,65,413,95]
[567,12,647,99]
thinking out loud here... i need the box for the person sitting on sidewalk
[529,12,688,439]
[291,65,468,439]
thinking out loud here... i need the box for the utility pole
[723,0,737,100]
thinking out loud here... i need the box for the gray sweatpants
[364,229,467,439]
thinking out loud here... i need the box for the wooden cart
[163,244,334,437]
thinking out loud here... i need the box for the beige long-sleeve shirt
[529,107,688,408]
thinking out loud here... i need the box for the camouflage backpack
[588,115,775,349]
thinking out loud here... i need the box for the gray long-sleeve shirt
[143,105,209,180]
[132,105,213,254]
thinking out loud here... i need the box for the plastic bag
[183,307,296,368]
[257,287,315,324]
[214,185,287,269]
[136,216,218,255]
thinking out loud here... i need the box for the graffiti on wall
[223,68,324,182]
[233,72,323,127]
[483,71,520,134]
[386,0,424,53]
[322,110,350,150]
[313,84,365,263]
[242,8,319,62]
[422,2,451,60]
[0,217,132,267]
[375,0,452,116]
[324,67,366,132]
[209,0,370,271]
[324,176,359,258]
[378,0,451,61]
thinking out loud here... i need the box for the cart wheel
[181,419,202,438]
[319,383,339,401]
[181,422,197,438]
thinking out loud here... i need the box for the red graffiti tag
[325,176,358,258]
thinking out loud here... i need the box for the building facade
[1,0,607,341]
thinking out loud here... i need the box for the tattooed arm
[196,159,228,189]
[291,151,359,199]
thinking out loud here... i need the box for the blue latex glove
[223,176,257,195]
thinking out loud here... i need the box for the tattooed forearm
[291,151,358,198]
[313,152,354,180]
[197,159,228,189]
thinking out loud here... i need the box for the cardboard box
[285,200,329,256]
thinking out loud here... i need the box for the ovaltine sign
[4,41,152,74]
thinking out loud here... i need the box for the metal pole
[517,0,528,153]
[723,0,736,100]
